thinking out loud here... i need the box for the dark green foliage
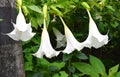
[21,0,120,76]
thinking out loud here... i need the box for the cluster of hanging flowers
[33,4,109,58]
[6,2,109,59]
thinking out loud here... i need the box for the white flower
[83,10,108,48]
[6,7,35,41]
[59,17,84,54]
[53,27,66,48]
[32,19,60,58]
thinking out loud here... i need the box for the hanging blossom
[53,27,66,48]
[83,10,109,48]
[32,19,61,58]
[6,7,35,41]
[59,17,84,54]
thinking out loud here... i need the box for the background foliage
[21,0,120,77]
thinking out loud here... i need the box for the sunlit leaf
[27,5,42,13]
[90,55,107,77]
[108,64,119,77]
[72,62,99,77]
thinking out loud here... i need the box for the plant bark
[0,0,25,77]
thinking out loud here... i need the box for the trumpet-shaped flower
[6,7,35,41]
[83,10,108,48]
[53,27,66,48]
[33,20,60,58]
[60,17,84,54]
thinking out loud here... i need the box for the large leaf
[116,71,120,77]
[72,62,99,77]
[90,55,107,77]
[108,64,119,77]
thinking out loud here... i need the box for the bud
[81,2,90,11]
[22,6,29,16]
[43,4,47,19]
[50,6,63,16]
[17,0,22,7]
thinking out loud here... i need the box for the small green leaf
[48,66,58,72]
[106,5,115,12]
[24,61,33,71]
[27,5,42,13]
[110,21,119,28]
[108,64,119,77]
[59,71,68,77]
[68,66,76,73]
[36,58,50,68]
[73,74,79,77]
[116,71,120,77]
[50,62,66,70]
[90,55,107,77]
[50,6,63,16]
[25,53,33,61]
[63,54,73,61]
[75,52,88,60]
[52,73,60,77]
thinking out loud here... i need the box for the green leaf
[25,53,33,61]
[108,64,119,77]
[50,62,66,70]
[36,58,50,68]
[48,66,58,72]
[75,52,88,60]
[67,66,76,73]
[27,5,42,13]
[90,55,107,77]
[59,71,68,77]
[72,62,99,77]
[52,73,60,77]
[73,74,79,77]
[31,17,39,29]
[110,21,119,28]
[24,61,33,71]
[106,5,115,12]
[50,6,63,16]
[52,71,68,77]
[63,54,73,61]
[116,71,120,77]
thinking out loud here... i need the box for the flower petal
[20,23,36,41]
[6,28,20,41]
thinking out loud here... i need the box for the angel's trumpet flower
[33,19,60,58]
[53,27,66,48]
[7,7,35,41]
[59,17,84,54]
[83,10,108,48]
